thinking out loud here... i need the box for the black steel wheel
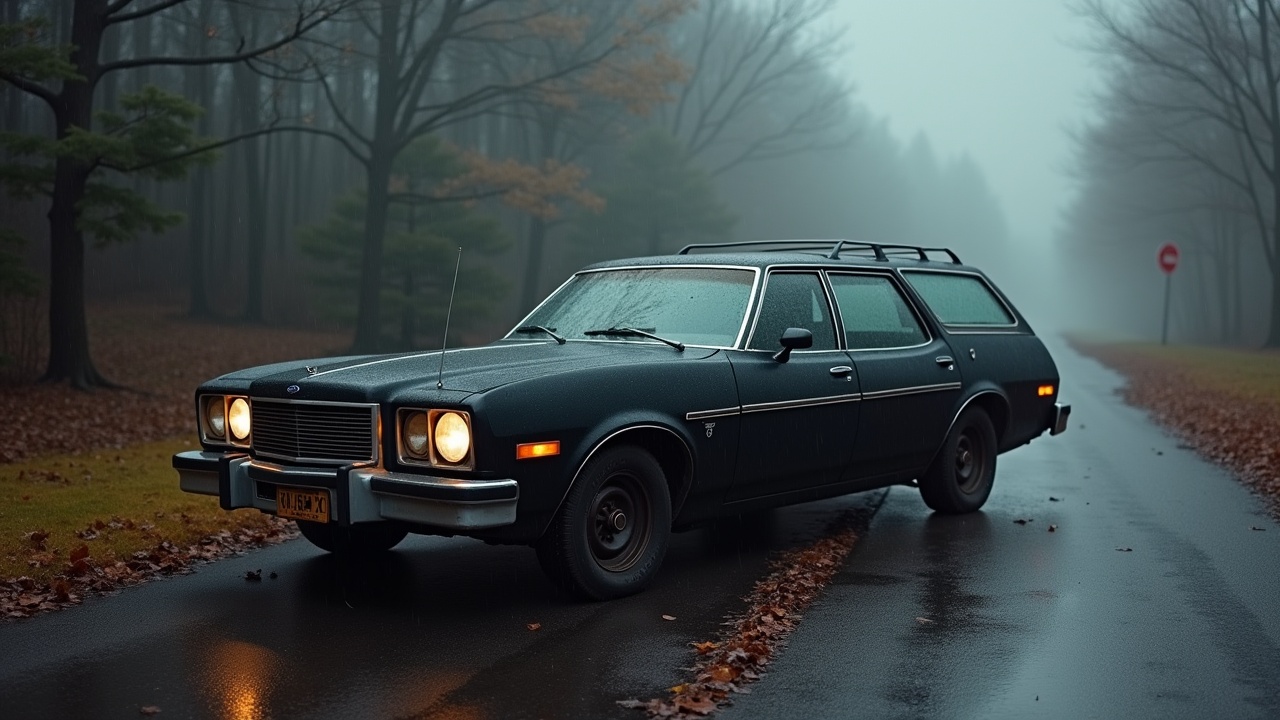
[919,406,997,514]
[537,445,671,600]
[296,521,408,554]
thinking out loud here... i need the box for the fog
[1,0,1276,385]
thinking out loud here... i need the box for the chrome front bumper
[1051,402,1072,436]
[173,451,518,529]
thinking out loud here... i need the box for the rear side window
[828,274,927,349]
[902,271,1015,326]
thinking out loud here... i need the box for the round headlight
[434,412,470,464]
[206,397,226,439]
[228,397,251,441]
[403,412,429,457]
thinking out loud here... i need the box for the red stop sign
[1157,243,1179,274]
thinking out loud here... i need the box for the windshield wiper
[583,326,684,351]
[513,325,566,345]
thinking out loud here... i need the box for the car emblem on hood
[286,384,300,394]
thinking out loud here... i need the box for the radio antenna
[436,247,462,390]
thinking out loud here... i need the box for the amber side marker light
[1038,385,1055,397]
[516,441,561,460]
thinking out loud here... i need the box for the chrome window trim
[899,268,1020,329]
[505,264,763,351]
[744,267,841,351]
[824,270,935,352]
[249,397,380,466]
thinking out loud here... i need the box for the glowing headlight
[205,397,226,439]
[228,397,251,441]
[434,412,471,464]
[403,411,429,457]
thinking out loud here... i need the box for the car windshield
[511,267,755,347]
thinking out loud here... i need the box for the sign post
[1157,242,1179,345]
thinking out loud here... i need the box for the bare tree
[661,0,853,177]
[1079,0,1280,347]
[299,0,683,352]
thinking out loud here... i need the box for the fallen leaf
[915,616,934,624]
[269,572,278,579]
[1049,496,1062,502]
[1250,526,1266,532]
[691,641,718,655]
[661,614,676,621]
[526,622,541,631]
[1014,518,1032,525]
[140,706,161,716]
[69,544,90,563]
[1116,547,1133,552]
[1048,524,1058,532]
[244,569,262,582]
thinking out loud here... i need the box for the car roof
[582,240,980,274]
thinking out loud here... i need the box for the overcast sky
[834,0,1103,246]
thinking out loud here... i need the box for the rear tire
[536,445,671,600]
[296,521,408,554]
[919,407,997,514]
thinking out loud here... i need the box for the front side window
[512,267,754,347]
[902,271,1015,326]
[829,274,928,350]
[747,272,837,351]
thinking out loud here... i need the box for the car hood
[232,341,718,402]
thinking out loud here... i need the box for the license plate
[276,486,330,523]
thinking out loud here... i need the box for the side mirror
[772,327,813,363]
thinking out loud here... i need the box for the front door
[727,271,861,501]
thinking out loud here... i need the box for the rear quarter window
[902,271,1015,327]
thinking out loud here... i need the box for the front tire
[536,445,672,600]
[919,407,997,514]
[296,521,408,554]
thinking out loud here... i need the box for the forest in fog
[2,0,1009,386]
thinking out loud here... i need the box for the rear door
[827,271,962,482]
[726,271,861,501]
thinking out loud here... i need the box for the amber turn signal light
[1037,385,1055,397]
[516,441,560,460]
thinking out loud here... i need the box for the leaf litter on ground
[617,502,877,719]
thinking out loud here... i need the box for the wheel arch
[542,423,693,538]
[925,388,1010,470]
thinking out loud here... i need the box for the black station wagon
[174,240,1070,599]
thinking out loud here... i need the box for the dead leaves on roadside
[1077,343,1280,519]
[618,506,873,719]
[2,518,297,620]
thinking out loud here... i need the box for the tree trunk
[353,153,392,351]
[184,1,214,318]
[520,215,548,314]
[44,1,111,388]
[351,0,402,353]
[238,109,267,321]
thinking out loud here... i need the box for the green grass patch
[0,438,277,583]
[1107,344,1280,403]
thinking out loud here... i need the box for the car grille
[251,399,378,464]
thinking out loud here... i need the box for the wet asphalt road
[2,342,1279,719]
[0,486,877,719]
[722,341,1280,720]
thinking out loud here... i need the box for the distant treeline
[0,0,1009,385]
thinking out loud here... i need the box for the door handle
[935,356,955,370]
[829,365,853,378]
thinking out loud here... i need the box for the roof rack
[676,239,962,264]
